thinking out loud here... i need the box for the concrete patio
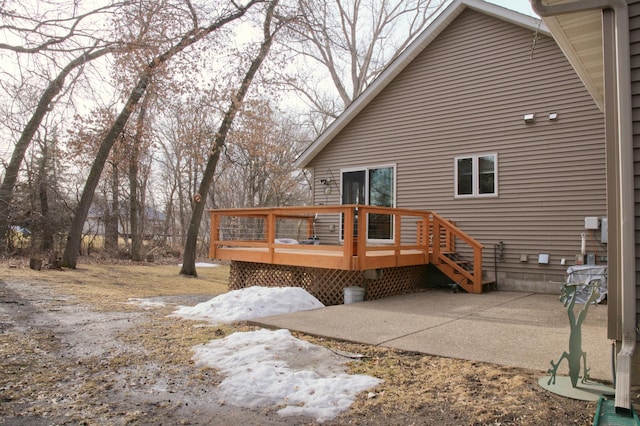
[252,289,613,382]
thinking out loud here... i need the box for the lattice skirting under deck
[229,261,428,306]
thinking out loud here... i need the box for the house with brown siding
[294,0,607,294]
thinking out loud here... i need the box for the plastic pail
[344,286,365,304]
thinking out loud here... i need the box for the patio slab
[252,289,612,382]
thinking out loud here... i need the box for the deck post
[423,216,430,254]
[448,220,456,252]
[210,211,220,259]
[394,214,402,263]
[267,210,276,263]
[432,214,441,261]
[473,247,483,293]
[356,205,367,269]
[344,206,355,264]
[306,216,314,239]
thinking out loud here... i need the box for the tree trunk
[180,146,223,277]
[163,184,177,245]
[180,0,279,277]
[37,145,53,253]
[104,163,120,254]
[0,48,111,252]
[129,92,149,262]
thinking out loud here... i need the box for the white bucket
[344,286,365,304]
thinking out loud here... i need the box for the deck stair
[433,252,496,294]
[424,212,493,294]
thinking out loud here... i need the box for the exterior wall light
[320,178,332,195]
[549,112,559,120]
[523,113,535,123]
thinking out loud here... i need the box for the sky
[130,284,382,422]
[485,0,536,16]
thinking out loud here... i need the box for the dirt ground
[0,258,617,425]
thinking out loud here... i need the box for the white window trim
[454,153,498,198]
[340,164,397,243]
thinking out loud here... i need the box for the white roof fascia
[540,14,604,111]
[294,0,549,168]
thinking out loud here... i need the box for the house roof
[534,3,603,111]
[294,0,550,168]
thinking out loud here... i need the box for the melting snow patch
[172,286,324,324]
[178,262,220,268]
[173,286,377,420]
[192,328,382,422]
[127,298,167,309]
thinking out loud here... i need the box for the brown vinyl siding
[309,9,606,288]
[630,1,640,327]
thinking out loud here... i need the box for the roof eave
[540,13,604,111]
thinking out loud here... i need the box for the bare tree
[180,0,283,277]
[217,100,310,208]
[0,1,124,252]
[62,0,262,268]
[6,123,72,258]
[128,91,152,261]
[65,107,130,255]
[0,46,116,252]
[288,0,445,119]
[154,95,218,249]
[0,1,121,54]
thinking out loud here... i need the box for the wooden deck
[209,205,488,293]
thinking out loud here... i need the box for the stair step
[435,251,491,294]
[443,253,472,268]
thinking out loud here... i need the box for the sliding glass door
[341,165,395,242]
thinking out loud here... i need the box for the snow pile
[193,328,382,422]
[172,286,324,323]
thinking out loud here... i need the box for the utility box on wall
[585,216,600,230]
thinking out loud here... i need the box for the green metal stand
[539,281,614,401]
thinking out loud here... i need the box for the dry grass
[2,258,229,309]
[300,336,597,425]
[0,258,608,425]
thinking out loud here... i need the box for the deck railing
[209,205,484,291]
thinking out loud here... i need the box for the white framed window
[341,164,396,241]
[454,154,498,197]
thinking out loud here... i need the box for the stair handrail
[431,211,485,293]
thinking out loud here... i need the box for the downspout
[531,0,636,413]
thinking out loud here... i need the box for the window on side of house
[454,154,497,198]
[341,165,395,241]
